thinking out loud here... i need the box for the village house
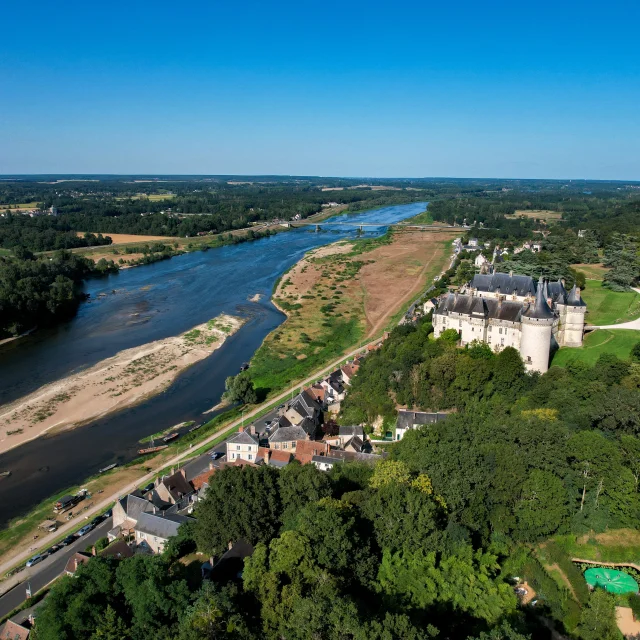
[134,512,193,554]
[312,450,383,472]
[226,427,259,463]
[423,297,439,314]
[340,362,359,385]
[152,468,194,505]
[0,620,30,640]
[256,447,292,467]
[293,440,331,464]
[395,410,449,441]
[64,552,91,576]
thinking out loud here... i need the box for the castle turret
[519,277,555,373]
[561,284,587,347]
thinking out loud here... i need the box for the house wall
[226,442,258,462]
[112,500,128,529]
[271,440,297,451]
[135,530,166,554]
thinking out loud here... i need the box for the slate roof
[343,435,366,452]
[523,277,555,320]
[268,425,308,443]
[124,494,153,522]
[339,425,364,438]
[567,284,586,306]
[100,540,134,559]
[227,430,259,446]
[437,293,524,323]
[397,410,449,430]
[160,470,194,502]
[470,273,537,297]
[135,512,193,540]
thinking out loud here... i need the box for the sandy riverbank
[0,314,244,455]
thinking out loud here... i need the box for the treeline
[0,251,118,337]
[0,215,112,252]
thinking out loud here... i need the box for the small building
[474,253,489,268]
[257,447,292,467]
[154,468,193,505]
[293,440,331,465]
[340,362,359,385]
[226,428,259,463]
[0,620,30,640]
[134,512,193,554]
[468,238,479,247]
[312,450,383,472]
[395,411,449,441]
[338,425,364,447]
[423,297,439,314]
[65,552,91,576]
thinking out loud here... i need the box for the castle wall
[557,304,585,347]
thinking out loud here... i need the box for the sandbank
[0,314,244,455]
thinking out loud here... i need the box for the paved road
[0,520,110,619]
[0,336,381,582]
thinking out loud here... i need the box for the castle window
[501,338,504,345]
[499,328,503,334]
[488,326,492,332]
[526,356,532,363]
[459,320,462,327]
[488,336,492,343]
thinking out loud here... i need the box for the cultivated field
[0,202,40,211]
[77,232,177,245]
[552,329,639,367]
[581,280,640,325]
[250,229,456,392]
[506,209,563,221]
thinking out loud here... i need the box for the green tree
[577,589,621,640]
[223,372,257,404]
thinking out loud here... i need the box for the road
[0,520,110,619]
[0,335,382,583]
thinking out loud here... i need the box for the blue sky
[1,0,639,179]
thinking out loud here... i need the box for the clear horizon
[2,0,639,180]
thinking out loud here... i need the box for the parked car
[46,523,58,533]
[45,545,61,555]
[210,451,222,460]
[104,509,112,518]
[26,555,44,568]
[90,515,104,526]
[76,524,94,537]
[61,535,77,546]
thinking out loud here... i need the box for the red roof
[295,440,330,457]
[0,620,29,640]
[191,467,216,490]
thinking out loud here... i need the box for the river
[0,202,426,525]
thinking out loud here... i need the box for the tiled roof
[339,425,364,438]
[294,440,330,457]
[437,293,524,323]
[161,470,193,501]
[0,620,30,640]
[65,552,91,575]
[100,540,134,559]
[470,273,536,297]
[191,467,216,490]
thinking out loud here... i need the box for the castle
[432,272,586,373]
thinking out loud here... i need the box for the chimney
[250,424,256,435]
[170,467,175,476]
[509,270,513,277]
[228,540,234,551]
[238,426,244,433]
[91,545,97,556]
[209,461,214,471]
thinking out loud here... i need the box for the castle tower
[520,277,555,373]
[561,284,586,347]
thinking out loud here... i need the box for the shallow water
[0,202,426,524]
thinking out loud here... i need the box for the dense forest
[31,320,640,639]
[0,250,118,338]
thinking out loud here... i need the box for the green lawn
[581,280,640,326]
[0,248,12,257]
[552,329,639,367]
[404,209,434,224]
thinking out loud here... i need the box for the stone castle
[432,272,586,373]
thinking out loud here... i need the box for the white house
[226,428,259,463]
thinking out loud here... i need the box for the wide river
[0,202,427,524]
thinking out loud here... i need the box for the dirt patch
[359,230,456,336]
[616,606,640,637]
[76,233,177,245]
[572,263,610,281]
[0,315,243,455]
[578,529,640,547]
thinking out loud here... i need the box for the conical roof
[567,284,586,306]
[523,277,555,319]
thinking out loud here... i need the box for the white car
[26,554,44,568]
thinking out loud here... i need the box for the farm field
[250,229,456,393]
[0,202,41,211]
[552,329,639,367]
[76,233,177,245]
[506,209,562,221]
[114,193,175,201]
[581,280,640,325]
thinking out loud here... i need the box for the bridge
[288,221,458,232]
